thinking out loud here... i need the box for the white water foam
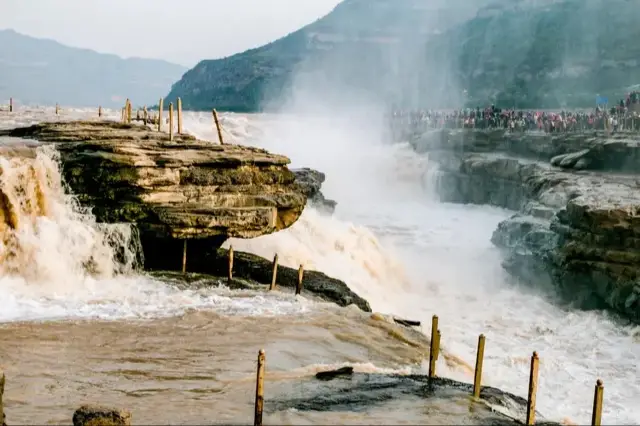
[180,110,640,425]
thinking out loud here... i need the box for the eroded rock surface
[1,121,307,241]
[409,128,640,323]
[292,167,337,213]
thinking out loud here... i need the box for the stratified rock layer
[2,121,307,240]
[409,128,640,323]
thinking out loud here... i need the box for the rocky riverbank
[409,128,640,323]
[0,120,362,310]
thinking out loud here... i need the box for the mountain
[166,0,640,111]
[165,0,497,112]
[0,29,187,108]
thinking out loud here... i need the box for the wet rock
[292,167,337,213]
[72,405,131,426]
[271,373,559,425]
[413,128,640,323]
[148,247,372,312]
[316,366,354,380]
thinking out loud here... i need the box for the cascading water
[180,110,640,425]
[0,107,637,424]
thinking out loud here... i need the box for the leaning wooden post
[525,351,540,425]
[296,265,304,295]
[98,105,102,117]
[143,106,148,125]
[158,98,164,132]
[472,334,486,398]
[213,109,224,144]
[182,239,187,274]
[8,97,12,112]
[269,254,278,291]
[228,246,234,284]
[177,97,183,134]
[591,379,604,426]
[428,315,439,378]
[169,102,174,141]
[254,349,265,426]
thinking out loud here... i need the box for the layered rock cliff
[0,121,308,268]
[410,128,640,323]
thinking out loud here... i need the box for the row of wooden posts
[119,97,225,144]
[5,97,226,145]
[251,314,606,426]
[193,246,305,296]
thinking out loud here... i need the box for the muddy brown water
[1,304,458,424]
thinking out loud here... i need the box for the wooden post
[296,265,304,295]
[213,109,224,144]
[591,379,604,426]
[254,349,265,426]
[177,97,183,134]
[128,100,132,123]
[55,103,59,115]
[228,246,234,284]
[169,102,174,141]
[143,106,148,125]
[525,351,540,425]
[269,254,278,291]
[428,315,439,378]
[0,369,5,426]
[8,97,12,112]
[472,334,486,398]
[158,98,164,132]
[182,239,187,274]
[98,106,102,117]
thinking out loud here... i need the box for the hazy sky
[0,0,342,66]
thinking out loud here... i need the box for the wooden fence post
[182,239,187,274]
[213,109,224,144]
[8,97,12,113]
[472,334,485,398]
[98,106,102,117]
[169,102,174,141]
[228,246,234,284]
[270,254,278,291]
[428,315,439,378]
[177,97,183,134]
[55,103,60,115]
[296,265,304,295]
[0,369,5,426]
[143,106,148,125]
[158,98,164,132]
[591,379,604,426]
[525,351,540,425]
[254,349,265,426]
[127,99,132,124]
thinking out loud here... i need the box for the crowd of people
[389,91,640,134]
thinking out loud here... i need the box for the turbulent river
[0,106,638,424]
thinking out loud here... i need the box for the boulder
[291,167,337,213]
[72,405,131,426]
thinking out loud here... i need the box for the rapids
[0,106,637,424]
